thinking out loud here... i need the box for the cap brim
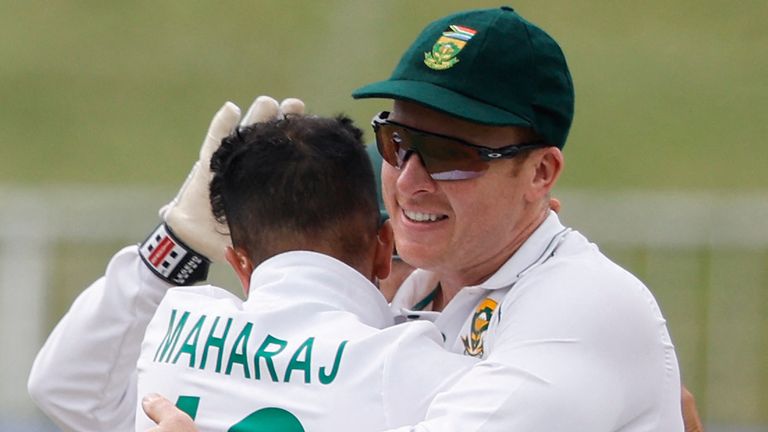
[352,79,532,128]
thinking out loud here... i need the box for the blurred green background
[1,1,766,430]
[3,1,767,189]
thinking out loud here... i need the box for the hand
[142,394,198,432]
[160,96,305,263]
[682,385,704,432]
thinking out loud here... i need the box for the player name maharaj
[151,308,347,385]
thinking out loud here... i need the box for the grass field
[1,1,766,189]
[2,1,767,429]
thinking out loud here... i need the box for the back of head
[209,115,379,269]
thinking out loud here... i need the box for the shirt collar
[392,211,571,312]
[246,251,394,329]
[470,210,570,291]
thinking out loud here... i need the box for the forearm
[380,355,617,432]
[28,246,170,432]
[381,292,680,430]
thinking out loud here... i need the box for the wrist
[139,223,210,285]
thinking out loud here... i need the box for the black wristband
[139,223,210,286]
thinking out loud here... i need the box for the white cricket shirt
[387,211,684,431]
[135,251,474,432]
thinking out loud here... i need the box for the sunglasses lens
[375,126,407,168]
[417,137,487,180]
[375,123,487,180]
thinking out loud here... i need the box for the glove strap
[139,223,210,285]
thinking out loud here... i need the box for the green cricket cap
[352,6,574,149]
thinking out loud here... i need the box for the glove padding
[159,96,306,263]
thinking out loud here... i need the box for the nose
[396,150,437,196]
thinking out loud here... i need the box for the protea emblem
[461,297,498,358]
[424,25,477,70]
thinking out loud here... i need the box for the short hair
[209,115,380,268]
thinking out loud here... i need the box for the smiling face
[381,100,562,289]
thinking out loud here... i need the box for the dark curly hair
[209,115,379,268]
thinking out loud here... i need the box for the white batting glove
[139,96,305,285]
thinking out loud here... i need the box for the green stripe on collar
[411,284,440,311]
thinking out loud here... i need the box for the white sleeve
[381,270,682,432]
[380,321,476,429]
[27,246,172,432]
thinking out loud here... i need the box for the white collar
[246,251,394,329]
[392,211,571,310]
[468,210,571,291]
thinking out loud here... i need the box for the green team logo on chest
[461,297,498,358]
[153,309,347,385]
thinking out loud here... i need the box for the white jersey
[135,251,474,432]
[386,211,684,431]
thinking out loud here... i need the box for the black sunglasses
[371,111,549,180]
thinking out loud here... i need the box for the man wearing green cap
[348,7,683,430]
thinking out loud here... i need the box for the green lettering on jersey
[200,316,233,373]
[173,314,206,367]
[253,335,287,382]
[175,395,200,420]
[154,309,190,363]
[319,340,348,385]
[284,337,314,384]
[228,407,305,432]
[226,322,253,378]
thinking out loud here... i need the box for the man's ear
[373,220,395,281]
[225,246,254,296]
[526,147,564,203]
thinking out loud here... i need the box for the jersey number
[176,395,306,432]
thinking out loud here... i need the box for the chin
[398,246,439,271]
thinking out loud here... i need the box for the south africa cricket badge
[424,24,477,70]
[461,297,498,358]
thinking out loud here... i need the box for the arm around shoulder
[381,264,684,431]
